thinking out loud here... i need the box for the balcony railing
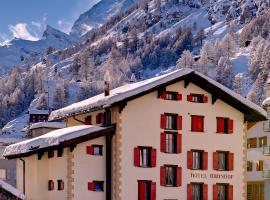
[263,170,270,179]
[263,146,270,155]
[263,121,270,132]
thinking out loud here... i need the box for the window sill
[190,131,205,133]
[163,185,179,187]
[138,166,152,168]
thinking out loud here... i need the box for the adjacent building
[246,81,270,200]
[4,69,267,200]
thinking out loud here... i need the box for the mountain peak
[42,25,69,39]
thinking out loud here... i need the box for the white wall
[120,81,245,200]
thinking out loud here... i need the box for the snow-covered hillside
[71,0,136,36]
[0,25,77,72]
[2,0,270,142]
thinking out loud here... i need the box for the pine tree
[176,50,194,69]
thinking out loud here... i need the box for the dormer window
[187,94,208,103]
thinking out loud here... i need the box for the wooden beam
[119,101,127,113]
[157,86,166,98]
[184,77,192,88]
[211,94,219,105]
[69,145,76,152]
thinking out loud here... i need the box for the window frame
[165,113,178,130]
[138,180,152,200]
[216,183,228,200]
[258,136,267,148]
[191,183,204,200]
[190,93,204,103]
[247,138,257,148]
[164,132,177,154]
[247,161,253,172]
[92,145,103,156]
[57,180,64,191]
[191,150,203,170]
[93,180,104,192]
[256,160,264,171]
[138,146,152,168]
[164,165,177,187]
[217,151,228,171]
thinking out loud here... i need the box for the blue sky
[0,0,99,43]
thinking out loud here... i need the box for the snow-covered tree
[247,73,266,104]
[176,50,194,69]
[36,93,48,110]
[53,84,66,109]
[216,56,234,89]
[233,74,245,95]
[221,33,237,58]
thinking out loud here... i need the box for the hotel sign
[191,172,233,179]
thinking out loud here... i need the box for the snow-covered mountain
[71,0,136,36]
[2,0,270,142]
[0,25,77,72]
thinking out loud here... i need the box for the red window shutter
[139,182,146,200]
[227,185,233,200]
[176,134,182,153]
[60,181,64,190]
[228,153,234,171]
[203,184,208,200]
[160,114,166,129]
[161,91,167,99]
[228,119,234,134]
[187,184,192,200]
[151,182,156,200]
[49,180,54,191]
[213,184,218,200]
[203,95,208,103]
[187,95,193,102]
[187,151,193,169]
[176,167,182,186]
[160,166,166,186]
[134,147,140,167]
[217,118,225,133]
[88,182,95,191]
[177,115,182,130]
[160,133,166,153]
[86,146,94,155]
[203,151,208,170]
[177,93,182,101]
[151,148,157,167]
[96,115,99,124]
[85,116,91,125]
[192,116,204,132]
[213,152,218,170]
[101,113,105,125]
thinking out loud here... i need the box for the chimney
[104,70,111,96]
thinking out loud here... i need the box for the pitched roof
[49,69,267,122]
[4,125,115,159]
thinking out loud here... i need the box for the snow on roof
[4,125,107,157]
[49,68,267,121]
[28,109,50,115]
[30,122,66,130]
[0,179,25,199]
[49,68,193,120]
[262,97,270,107]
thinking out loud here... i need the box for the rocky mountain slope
[1,0,270,142]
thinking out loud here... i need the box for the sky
[0,0,100,43]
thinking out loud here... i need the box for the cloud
[9,23,39,41]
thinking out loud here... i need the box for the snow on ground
[0,179,25,199]
[231,48,250,74]
[0,114,29,145]
[4,125,108,157]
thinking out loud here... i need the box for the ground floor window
[247,182,264,200]
[217,184,227,200]
[192,183,203,200]
[138,180,156,200]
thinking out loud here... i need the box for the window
[88,181,104,191]
[191,115,204,132]
[84,116,92,125]
[213,184,233,200]
[187,183,208,200]
[86,145,103,156]
[213,151,234,171]
[216,118,234,134]
[247,138,257,148]
[247,182,264,200]
[187,94,208,103]
[160,113,182,130]
[160,132,182,154]
[258,136,267,148]
[187,150,208,170]
[256,160,263,171]
[165,166,176,186]
[247,161,253,172]
[134,147,156,168]
[57,180,64,191]
[96,113,104,124]
[160,166,182,187]
[48,180,54,191]
[160,91,182,101]
[0,169,6,180]
[138,181,156,200]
